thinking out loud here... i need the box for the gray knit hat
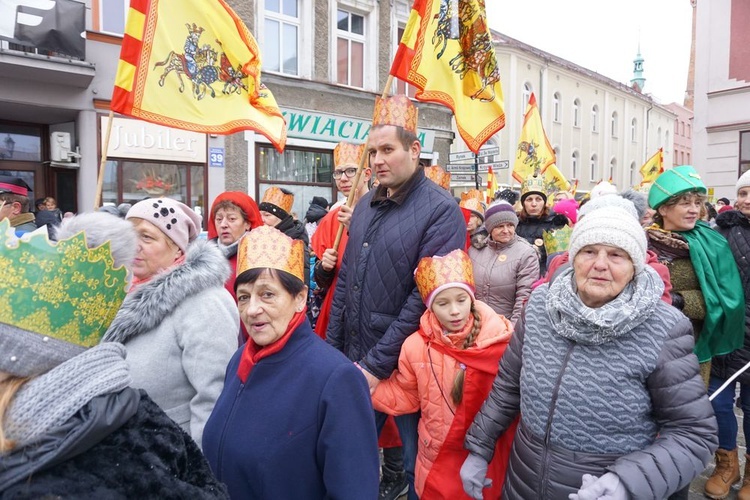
[568,206,647,274]
[484,200,519,232]
[737,169,750,194]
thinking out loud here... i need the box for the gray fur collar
[102,240,230,344]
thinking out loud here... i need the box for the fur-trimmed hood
[716,209,749,229]
[103,240,230,344]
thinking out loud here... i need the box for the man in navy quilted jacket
[327,95,466,499]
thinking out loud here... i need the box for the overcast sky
[485,0,694,105]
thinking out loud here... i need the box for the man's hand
[321,248,338,271]
[356,363,381,394]
[338,204,354,228]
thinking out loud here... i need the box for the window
[573,99,581,127]
[609,158,616,181]
[395,26,416,98]
[98,0,127,35]
[687,152,691,164]
[665,131,670,151]
[657,127,663,148]
[103,161,207,227]
[257,145,335,217]
[631,118,637,142]
[553,92,561,122]
[687,124,692,138]
[629,161,637,186]
[337,9,365,88]
[265,0,300,75]
[611,111,618,138]
[571,151,579,179]
[680,122,685,136]
[591,105,599,133]
[522,83,532,111]
[590,154,598,182]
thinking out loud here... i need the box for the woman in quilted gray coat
[460,203,717,499]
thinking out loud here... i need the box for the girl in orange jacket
[372,249,516,499]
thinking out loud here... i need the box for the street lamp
[0,134,15,159]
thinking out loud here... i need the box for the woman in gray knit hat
[468,200,539,326]
[460,205,717,499]
[0,213,227,498]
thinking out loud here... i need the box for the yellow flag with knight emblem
[639,148,664,184]
[112,0,287,151]
[391,0,504,154]
[512,93,556,183]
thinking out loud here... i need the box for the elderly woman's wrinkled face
[490,222,516,244]
[658,194,703,231]
[467,214,482,232]
[523,194,545,217]
[215,206,250,245]
[131,219,182,280]
[573,244,635,308]
[260,210,282,228]
[236,270,307,346]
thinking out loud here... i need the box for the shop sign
[281,107,435,153]
[209,147,225,167]
[101,117,207,162]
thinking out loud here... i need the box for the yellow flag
[639,148,664,184]
[540,163,571,194]
[112,0,286,151]
[513,93,556,183]
[390,0,504,153]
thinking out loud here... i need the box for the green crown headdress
[543,225,573,255]
[0,219,128,347]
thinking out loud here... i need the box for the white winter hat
[578,194,638,220]
[737,170,750,194]
[568,206,647,274]
[590,181,618,199]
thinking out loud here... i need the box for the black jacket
[1,389,228,499]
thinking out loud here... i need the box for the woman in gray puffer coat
[460,204,717,499]
[469,201,539,326]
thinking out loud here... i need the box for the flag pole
[94,110,115,209]
[332,75,394,250]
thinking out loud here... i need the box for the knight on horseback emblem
[153,23,249,100]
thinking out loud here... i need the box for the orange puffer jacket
[372,300,513,497]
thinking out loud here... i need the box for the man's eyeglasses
[332,167,358,179]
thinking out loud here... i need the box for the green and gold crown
[543,225,573,255]
[0,219,128,347]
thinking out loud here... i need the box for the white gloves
[460,453,492,500]
[569,473,629,500]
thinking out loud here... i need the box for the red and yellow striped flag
[390,0,504,154]
[486,165,498,203]
[112,0,286,151]
[512,93,556,183]
[639,148,664,184]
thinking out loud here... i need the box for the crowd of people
[1,95,749,500]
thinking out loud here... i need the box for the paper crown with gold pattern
[424,165,451,190]
[521,174,548,202]
[334,142,366,168]
[372,95,418,133]
[0,219,129,377]
[237,225,305,284]
[460,189,485,219]
[543,225,573,255]
[415,249,475,308]
[260,186,294,217]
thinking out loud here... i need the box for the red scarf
[420,322,517,499]
[237,308,307,383]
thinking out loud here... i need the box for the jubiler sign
[101,117,207,163]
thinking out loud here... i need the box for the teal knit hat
[648,165,707,210]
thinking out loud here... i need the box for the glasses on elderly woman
[332,168,358,179]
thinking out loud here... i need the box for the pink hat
[553,198,579,224]
[127,198,202,253]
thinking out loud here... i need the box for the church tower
[631,43,646,92]
[684,0,697,109]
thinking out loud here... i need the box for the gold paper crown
[415,249,475,305]
[334,142,366,168]
[237,225,305,283]
[459,189,485,216]
[372,95,418,133]
[261,187,294,214]
[0,220,128,347]
[424,165,451,190]
[542,225,573,255]
[521,175,547,196]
